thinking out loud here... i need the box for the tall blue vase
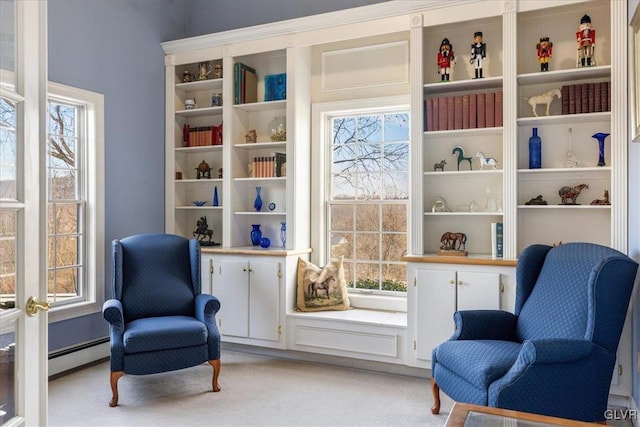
[253,186,263,211]
[592,132,609,166]
[529,127,541,169]
[250,224,262,246]
[213,186,219,206]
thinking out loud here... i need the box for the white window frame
[311,95,410,312]
[46,82,104,322]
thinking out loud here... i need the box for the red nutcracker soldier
[437,38,455,82]
[576,14,596,67]
[536,37,553,72]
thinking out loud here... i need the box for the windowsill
[48,300,102,323]
[347,293,407,313]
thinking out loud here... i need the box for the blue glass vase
[253,186,263,211]
[592,132,609,166]
[529,127,541,169]
[212,186,219,206]
[250,224,262,246]
[280,222,286,248]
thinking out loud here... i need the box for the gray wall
[47,0,187,350]
[46,0,387,352]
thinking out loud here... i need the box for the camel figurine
[558,183,589,205]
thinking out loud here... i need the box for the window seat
[286,308,408,364]
[287,308,406,328]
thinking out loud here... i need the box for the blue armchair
[102,233,221,407]
[431,242,638,422]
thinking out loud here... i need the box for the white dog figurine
[524,88,562,117]
[475,151,498,170]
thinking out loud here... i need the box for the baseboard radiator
[48,337,110,377]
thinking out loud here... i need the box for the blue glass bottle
[529,127,541,169]
[253,186,263,211]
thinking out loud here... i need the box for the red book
[426,98,434,131]
[494,91,503,127]
[580,84,589,113]
[575,84,582,114]
[601,81,609,112]
[607,81,611,111]
[569,84,577,114]
[588,83,595,113]
[447,96,455,130]
[594,82,602,112]
[469,94,477,128]
[462,95,470,129]
[438,97,448,131]
[454,96,463,129]
[476,92,486,128]
[561,85,569,115]
[432,97,440,131]
[485,92,495,127]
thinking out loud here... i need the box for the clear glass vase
[268,116,286,142]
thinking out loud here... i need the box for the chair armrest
[102,299,124,331]
[195,293,221,323]
[452,310,518,341]
[519,338,594,364]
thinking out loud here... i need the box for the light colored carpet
[48,349,454,426]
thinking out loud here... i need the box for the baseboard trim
[48,338,110,377]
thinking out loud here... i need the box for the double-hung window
[45,82,104,321]
[313,97,410,310]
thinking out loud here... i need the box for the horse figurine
[474,151,498,170]
[452,146,473,171]
[524,88,562,117]
[558,183,589,205]
[590,190,610,205]
[440,231,467,251]
[193,216,215,244]
[433,159,447,172]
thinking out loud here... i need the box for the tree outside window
[329,112,409,293]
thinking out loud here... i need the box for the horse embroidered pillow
[296,257,350,312]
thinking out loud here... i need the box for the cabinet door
[248,261,281,342]
[200,255,214,295]
[214,259,250,338]
[456,271,500,311]
[415,269,456,361]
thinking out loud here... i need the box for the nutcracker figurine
[470,31,486,79]
[576,14,596,67]
[536,37,553,72]
[437,38,455,82]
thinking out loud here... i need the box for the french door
[0,0,49,425]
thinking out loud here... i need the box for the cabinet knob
[449,280,455,285]
[457,280,463,286]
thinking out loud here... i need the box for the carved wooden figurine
[439,231,468,256]
[195,160,211,179]
[558,183,588,205]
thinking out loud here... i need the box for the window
[45,83,104,321]
[0,95,17,309]
[313,97,410,310]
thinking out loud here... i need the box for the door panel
[415,269,456,361]
[248,261,280,342]
[457,271,500,311]
[213,259,249,337]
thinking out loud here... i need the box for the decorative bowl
[192,201,207,206]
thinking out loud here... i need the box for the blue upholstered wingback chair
[431,242,638,422]
[102,233,221,407]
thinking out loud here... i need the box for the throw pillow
[296,257,350,312]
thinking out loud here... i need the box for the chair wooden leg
[109,371,124,407]
[209,359,221,392]
[431,377,441,414]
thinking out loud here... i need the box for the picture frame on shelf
[631,6,640,142]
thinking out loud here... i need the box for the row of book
[183,124,222,147]
[561,82,610,115]
[234,62,257,105]
[250,153,286,178]
[424,91,503,132]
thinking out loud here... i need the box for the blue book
[491,222,503,258]
[264,73,286,101]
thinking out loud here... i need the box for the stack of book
[251,152,286,178]
[234,63,258,105]
[424,91,503,131]
[561,82,610,115]
[184,124,222,147]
